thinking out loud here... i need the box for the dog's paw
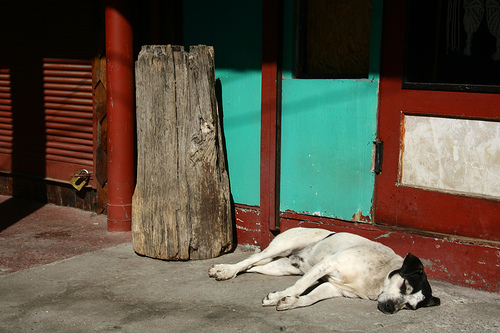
[276,296,299,311]
[208,264,236,281]
[262,291,284,307]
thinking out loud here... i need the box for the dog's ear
[400,253,424,277]
[426,296,441,307]
[417,295,441,309]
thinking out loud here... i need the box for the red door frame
[260,0,283,247]
[375,0,500,241]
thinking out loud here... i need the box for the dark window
[296,0,372,79]
[404,0,500,93]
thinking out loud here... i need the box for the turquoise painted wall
[183,1,262,206]
[280,0,383,221]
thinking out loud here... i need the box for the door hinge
[373,138,383,175]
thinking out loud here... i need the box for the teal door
[280,0,383,221]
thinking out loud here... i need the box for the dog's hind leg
[276,282,343,310]
[247,257,303,276]
[209,227,332,280]
[209,251,281,281]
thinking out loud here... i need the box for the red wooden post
[105,0,135,232]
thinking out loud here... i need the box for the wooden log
[132,45,234,260]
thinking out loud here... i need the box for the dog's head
[377,253,440,314]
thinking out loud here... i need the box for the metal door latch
[373,139,383,175]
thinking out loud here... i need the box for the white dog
[209,227,440,314]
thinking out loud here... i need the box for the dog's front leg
[276,282,342,310]
[262,257,334,308]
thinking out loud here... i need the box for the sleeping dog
[209,227,440,314]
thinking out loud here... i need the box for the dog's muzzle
[378,300,396,314]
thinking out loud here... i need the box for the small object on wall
[133,45,234,260]
[69,169,90,191]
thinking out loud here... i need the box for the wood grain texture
[133,45,233,260]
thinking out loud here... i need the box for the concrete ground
[0,195,131,274]
[1,195,499,332]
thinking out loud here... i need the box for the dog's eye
[400,281,407,294]
[404,302,416,310]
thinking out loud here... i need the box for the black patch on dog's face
[378,254,440,314]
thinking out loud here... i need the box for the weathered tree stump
[132,45,234,260]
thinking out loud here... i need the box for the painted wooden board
[280,79,378,221]
[401,115,500,199]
